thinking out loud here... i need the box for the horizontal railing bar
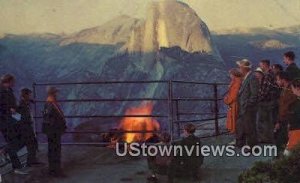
[34,98,168,103]
[33,80,169,86]
[33,98,224,103]
[36,130,161,134]
[172,80,229,86]
[33,80,229,86]
[174,116,226,123]
[172,97,224,101]
[178,112,227,115]
[34,115,168,119]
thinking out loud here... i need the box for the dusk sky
[0,0,299,35]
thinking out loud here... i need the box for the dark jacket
[278,86,297,123]
[0,86,17,127]
[238,72,259,116]
[173,134,203,169]
[286,63,300,80]
[288,98,300,131]
[17,99,33,125]
[42,102,66,135]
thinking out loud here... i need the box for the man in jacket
[257,60,280,143]
[42,87,66,177]
[0,74,28,174]
[274,72,297,154]
[18,88,42,166]
[283,51,300,80]
[236,59,259,148]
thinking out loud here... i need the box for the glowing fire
[118,102,160,143]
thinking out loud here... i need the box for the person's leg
[48,133,55,173]
[274,123,288,155]
[2,126,23,169]
[23,125,37,164]
[236,116,246,147]
[246,110,258,148]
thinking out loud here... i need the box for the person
[0,74,28,175]
[235,59,259,148]
[224,68,243,134]
[283,51,300,79]
[17,88,42,166]
[283,79,300,156]
[168,124,203,183]
[274,72,297,155]
[272,64,283,75]
[254,67,264,84]
[147,132,171,182]
[42,87,67,177]
[257,60,279,143]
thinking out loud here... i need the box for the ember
[118,102,160,143]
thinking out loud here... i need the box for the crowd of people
[224,51,300,155]
[0,74,66,177]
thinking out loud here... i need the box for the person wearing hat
[257,60,280,144]
[42,86,66,177]
[235,59,259,148]
[17,88,42,166]
[254,67,264,84]
[0,74,28,175]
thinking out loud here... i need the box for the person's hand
[274,123,280,132]
[10,108,16,114]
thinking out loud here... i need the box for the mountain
[60,15,142,46]
[250,39,292,50]
[0,0,227,142]
[213,25,300,68]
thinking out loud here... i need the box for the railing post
[175,100,181,137]
[168,80,174,141]
[32,82,38,136]
[213,83,220,136]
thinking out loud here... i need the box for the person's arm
[258,74,273,101]
[224,82,240,105]
[246,76,259,108]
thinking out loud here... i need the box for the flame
[119,102,160,143]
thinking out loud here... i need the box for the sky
[0,0,299,35]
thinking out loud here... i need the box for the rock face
[0,0,228,142]
[60,15,142,46]
[250,39,292,50]
[126,0,217,55]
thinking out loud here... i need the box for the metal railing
[32,80,228,145]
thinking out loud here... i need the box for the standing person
[272,64,283,75]
[0,74,28,175]
[254,67,264,84]
[168,124,203,183]
[283,79,300,156]
[235,59,259,148]
[257,60,279,143]
[42,87,66,177]
[224,68,243,134]
[283,51,300,80]
[17,88,42,166]
[274,72,297,155]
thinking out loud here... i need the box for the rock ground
[1,134,273,183]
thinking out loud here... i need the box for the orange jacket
[224,77,242,133]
